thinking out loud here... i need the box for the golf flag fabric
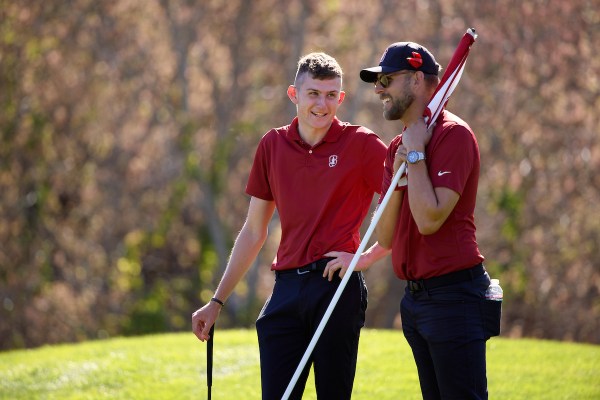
[425,28,478,128]
[391,27,478,192]
[281,28,478,400]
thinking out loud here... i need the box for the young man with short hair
[193,52,389,400]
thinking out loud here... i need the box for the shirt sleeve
[361,133,388,194]
[245,132,275,201]
[428,124,477,195]
[378,135,404,204]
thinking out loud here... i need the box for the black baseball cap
[360,42,441,83]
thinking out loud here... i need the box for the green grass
[1,329,598,399]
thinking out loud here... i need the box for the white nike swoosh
[438,171,451,176]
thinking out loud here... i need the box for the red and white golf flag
[382,27,478,210]
[425,28,478,128]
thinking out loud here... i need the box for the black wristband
[210,297,225,307]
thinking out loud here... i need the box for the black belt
[275,257,334,276]
[407,263,485,293]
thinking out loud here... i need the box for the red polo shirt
[246,117,387,270]
[380,110,484,280]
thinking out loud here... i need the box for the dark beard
[383,91,415,120]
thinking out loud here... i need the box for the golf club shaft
[208,324,214,400]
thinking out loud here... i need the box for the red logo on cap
[407,52,423,68]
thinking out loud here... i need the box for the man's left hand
[323,251,360,281]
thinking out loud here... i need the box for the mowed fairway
[1,329,598,399]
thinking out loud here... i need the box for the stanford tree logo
[329,155,338,167]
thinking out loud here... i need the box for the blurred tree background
[1,0,598,350]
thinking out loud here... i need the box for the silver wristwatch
[407,150,426,164]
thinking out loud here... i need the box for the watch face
[408,151,424,164]
[408,151,418,163]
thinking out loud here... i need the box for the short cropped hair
[294,52,343,87]
[424,72,440,90]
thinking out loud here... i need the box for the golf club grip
[207,324,214,398]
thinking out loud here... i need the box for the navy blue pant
[401,271,491,400]
[256,270,367,400]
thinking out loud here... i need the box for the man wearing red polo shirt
[362,42,493,399]
[192,52,388,400]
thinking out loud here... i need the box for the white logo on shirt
[329,155,338,167]
[438,171,451,176]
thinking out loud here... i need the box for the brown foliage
[0,0,598,349]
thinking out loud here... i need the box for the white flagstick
[281,165,405,400]
[282,28,477,400]
[282,77,459,400]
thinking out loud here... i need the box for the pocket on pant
[481,300,502,339]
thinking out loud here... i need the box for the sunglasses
[375,71,414,88]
